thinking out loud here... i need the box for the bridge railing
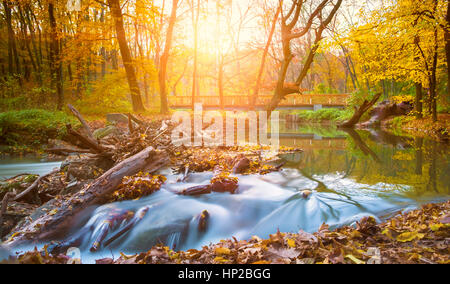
[169,94,350,107]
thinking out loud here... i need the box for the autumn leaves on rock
[111,173,166,202]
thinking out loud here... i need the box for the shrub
[74,72,132,115]
[292,108,353,122]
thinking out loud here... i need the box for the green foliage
[313,83,340,94]
[0,76,56,111]
[346,89,378,108]
[437,104,450,114]
[74,72,132,115]
[0,109,79,150]
[292,108,353,123]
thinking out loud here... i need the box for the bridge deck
[169,94,350,109]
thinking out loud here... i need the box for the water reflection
[285,123,449,198]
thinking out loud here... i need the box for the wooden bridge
[169,94,350,110]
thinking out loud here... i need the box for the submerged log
[179,185,212,196]
[180,166,239,196]
[4,147,168,247]
[102,206,150,249]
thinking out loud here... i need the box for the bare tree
[159,0,180,114]
[266,0,343,115]
[190,0,200,110]
[250,3,281,109]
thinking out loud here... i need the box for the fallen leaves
[13,201,450,265]
[111,172,166,202]
[110,201,450,264]
[396,231,425,243]
[215,247,231,255]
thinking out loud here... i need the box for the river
[1,123,449,263]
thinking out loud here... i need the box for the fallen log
[46,147,94,155]
[180,166,239,196]
[68,104,94,140]
[360,100,413,128]
[4,147,168,247]
[13,169,60,202]
[128,113,146,127]
[179,185,212,196]
[66,124,107,154]
[339,93,382,128]
[0,193,16,237]
[102,206,150,249]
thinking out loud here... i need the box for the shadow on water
[6,122,450,263]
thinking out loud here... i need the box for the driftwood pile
[1,105,175,247]
[0,105,302,255]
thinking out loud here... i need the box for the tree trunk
[100,9,107,78]
[446,0,450,102]
[251,5,281,109]
[17,6,37,74]
[3,1,20,77]
[415,82,423,119]
[218,58,224,109]
[108,0,145,112]
[431,27,439,122]
[159,0,179,114]
[25,5,42,84]
[48,2,63,110]
[267,0,342,115]
[191,0,200,110]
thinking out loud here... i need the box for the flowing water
[2,123,449,263]
[0,157,61,180]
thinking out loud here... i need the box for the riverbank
[384,114,450,142]
[285,109,353,124]
[0,109,80,154]
[9,201,449,264]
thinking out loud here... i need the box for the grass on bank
[387,114,450,141]
[0,109,79,152]
[289,108,354,123]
